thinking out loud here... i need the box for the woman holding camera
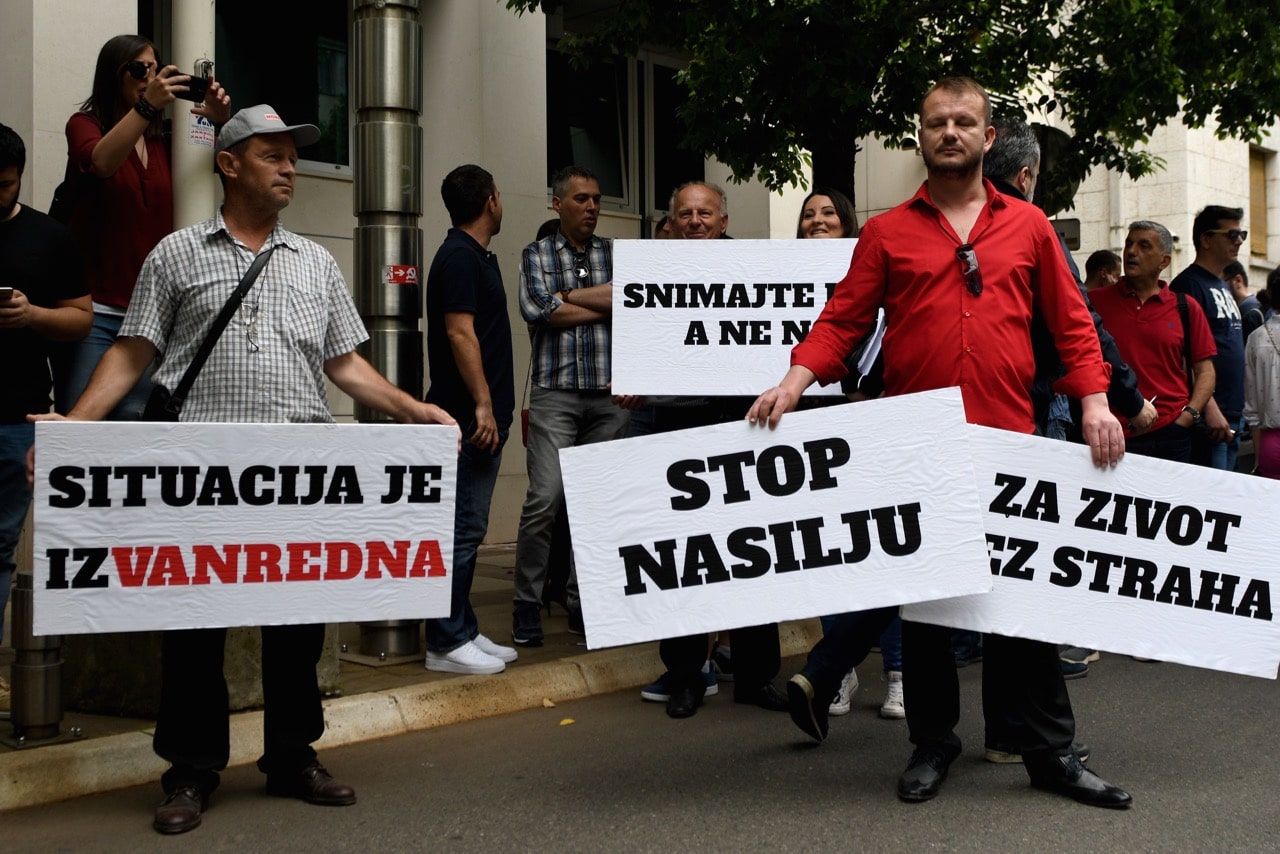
[55,33,229,418]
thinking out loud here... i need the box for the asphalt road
[7,652,1280,852]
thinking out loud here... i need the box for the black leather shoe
[787,673,830,742]
[153,786,206,834]
[897,746,957,802]
[666,685,703,718]
[1028,753,1132,809]
[266,762,357,806]
[735,683,789,712]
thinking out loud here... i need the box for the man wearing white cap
[30,105,457,834]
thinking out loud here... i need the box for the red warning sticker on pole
[385,265,419,285]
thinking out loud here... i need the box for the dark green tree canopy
[509,0,1280,210]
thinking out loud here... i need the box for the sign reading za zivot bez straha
[563,387,1280,678]
[905,424,1280,679]
[610,238,855,397]
[559,388,993,649]
[32,422,458,635]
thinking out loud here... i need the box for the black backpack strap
[167,247,276,411]
[1175,291,1193,395]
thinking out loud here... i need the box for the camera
[0,287,14,301]
[174,59,213,104]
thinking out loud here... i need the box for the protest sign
[610,238,854,396]
[904,426,1280,679]
[32,422,457,635]
[560,388,991,649]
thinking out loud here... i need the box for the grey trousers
[513,387,630,607]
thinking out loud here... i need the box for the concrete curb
[0,619,823,812]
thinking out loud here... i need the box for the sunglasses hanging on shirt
[572,251,590,283]
[956,243,983,296]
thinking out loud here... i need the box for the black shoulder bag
[142,248,276,421]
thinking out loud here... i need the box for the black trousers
[659,623,780,698]
[154,624,326,793]
[903,621,1074,766]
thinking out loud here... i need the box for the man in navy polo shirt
[423,164,517,674]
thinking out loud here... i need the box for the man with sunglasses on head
[1170,206,1247,470]
[30,105,455,835]
[748,77,1131,809]
[513,165,630,647]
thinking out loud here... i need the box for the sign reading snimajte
[905,426,1280,679]
[32,422,457,635]
[560,388,991,649]
[610,239,854,396]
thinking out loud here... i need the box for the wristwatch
[1181,405,1202,424]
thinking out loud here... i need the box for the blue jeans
[1214,414,1245,472]
[805,606,900,688]
[426,431,506,653]
[820,611,902,673]
[51,312,155,419]
[0,422,34,644]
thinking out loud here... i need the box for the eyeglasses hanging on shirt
[241,298,261,352]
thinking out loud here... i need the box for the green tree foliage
[507,0,1280,208]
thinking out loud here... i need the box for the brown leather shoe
[266,762,357,806]
[153,786,206,834]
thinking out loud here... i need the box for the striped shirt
[121,210,368,423]
[518,232,613,390]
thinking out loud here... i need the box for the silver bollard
[357,620,420,658]
[10,573,62,740]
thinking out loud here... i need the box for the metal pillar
[170,0,220,228]
[352,0,425,658]
[7,574,62,742]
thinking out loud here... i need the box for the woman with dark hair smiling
[796,187,858,239]
[55,34,230,418]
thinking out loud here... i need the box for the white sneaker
[426,641,505,675]
[473,633,518,663]
[880,671,905,719]
[828,668,859,716]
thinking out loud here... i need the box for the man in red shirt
[1089,221,1216,462]
[748,77,1131,809]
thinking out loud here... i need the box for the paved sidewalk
[0,545,822,812]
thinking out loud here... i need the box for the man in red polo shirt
[748,77,1131,809]
[1090,221,1216,462]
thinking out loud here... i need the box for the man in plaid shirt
[31,105,455,836]
[512,165,629,646]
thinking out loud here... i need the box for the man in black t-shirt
[422,164,517,675]
[0,122,89,690]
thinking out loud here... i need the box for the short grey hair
[982,119,1039,184]
[670,181,728,216]
[1128,220,1175,254]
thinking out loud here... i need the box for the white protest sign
[560,388,991,649]
[610,238,853,396]
[904,426,1280,679]
[32,422,457,635]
